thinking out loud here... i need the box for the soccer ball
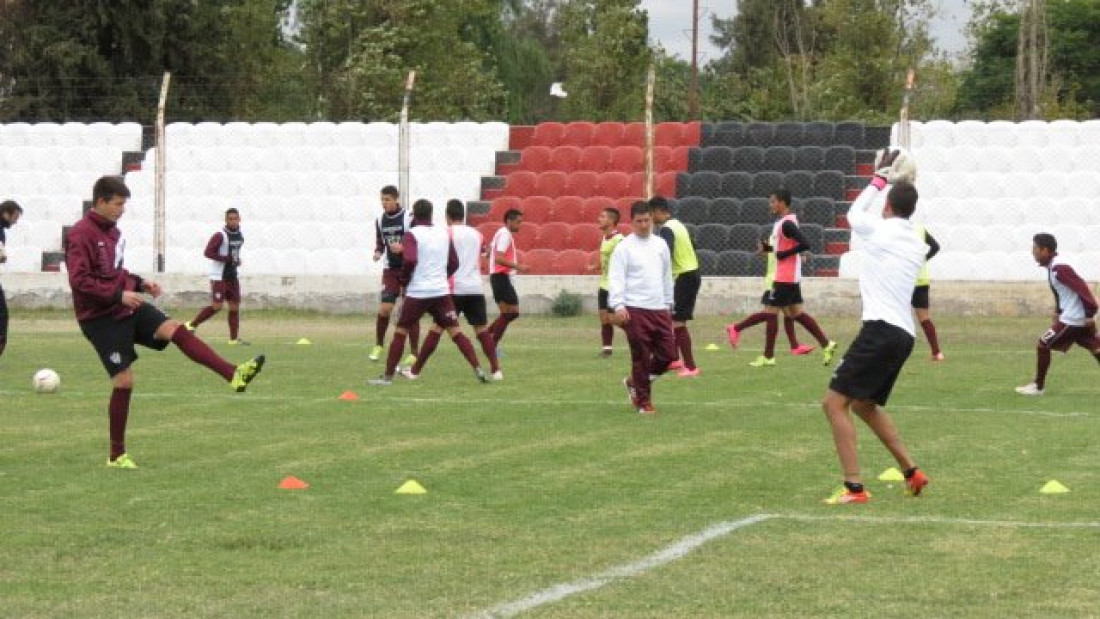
[33,369,61,394]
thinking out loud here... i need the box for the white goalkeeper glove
[873,147,917,184]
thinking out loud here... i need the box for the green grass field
[2,310,1098,617]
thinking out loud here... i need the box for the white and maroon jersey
[1046,255,1098,326]
[206,227,243,281]
[768,213,801,284]
[489,226,517,275]
[448,224,484,296]
[404,223,454,299]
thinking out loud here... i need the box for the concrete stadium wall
[3,272,1086,318]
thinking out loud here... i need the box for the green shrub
[550,290,583,317]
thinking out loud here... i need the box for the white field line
[471,512,1100,618]
[468,514,776,619]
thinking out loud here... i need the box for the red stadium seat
[524,248,556,275]
[655,122,686,147]
[552,249,590,275]
[512,221,538,251]
[683,121,702,146]
[489,196,522,221]
[503,171,537,198]
[568,223,604,251]
[593,122,626,147]
[531,122,565,147]
[477,221,503,245]
[623,123,645,147]
[596,172,631,198]
[519,146,552,172]
[520,196,556,224]
[535,171,568,198]
[668,146,691,171]
[561,122,595,147]
[548,145,581,172]
[578,146,612,173]
[614,197,638,215]
[564,170,598,198]
[656,171,678,198]
[610,146,644,173]
[580,197,613,223]
[653,146,672,171]
[535,221,572,250]
[627,172,645,198]
[554,196,586,224]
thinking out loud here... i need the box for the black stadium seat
[775,122,805,146]
[751,171,784,198]
[835,121,865,148]
[709,197,741,225]
[795,145,825,171]
[798,197,836,227]
[813,170,845,201]
[699,146,734,172]
[716,249,753,276]
[764,146,796,172]
[732,146,765,172]
[727,223,762,252]
[800,223,825,254]
[676,196,710,224]
[721,171,753,199]
[696,249,718,275]
[695,223,730,252]
[804,121,835,147]
[688,171,724,198]
[745,122,776,147]
[741,197,772,225]
[824,145,855,173]
[783,170,814,198]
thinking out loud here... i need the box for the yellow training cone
[395,480,427,495]
[297,338,312,345]
[1040,480,1070,494]
[877,467,905,482]
[705,343,720,351]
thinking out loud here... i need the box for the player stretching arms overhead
[1015,233,1100,396]
[820,151,929,504]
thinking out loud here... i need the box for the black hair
[887,180,918,218]
[771,187,792,207]
[92,176,130,204]
[630,200,651,218]
[412,198,433,220]
[381,185,399,198]
[649,195,670,211]
[446,199,465,221]
[603,207,620,225]
[0,200,23,217]
[1033,233,1057,253]
[225,207,239,216]
[503,208,523,223]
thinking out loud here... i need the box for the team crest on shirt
[109,352,122,365]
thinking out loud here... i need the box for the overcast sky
[640,0,974,64]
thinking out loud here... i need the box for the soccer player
[726,188,837,367]
[368,199,490,385]
[401,199,501,381]
[66,176,264,469]
[1015,233,1100,396]
[0,199,23,358]
[650,196,702,377]
[371,185,419,366]
[185,208,248,344]
[912,224,944,361]
[820,151,929,504]
[586,206,623,357]
[609,201,676,415]
[487,208,529,344]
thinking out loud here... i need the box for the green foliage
[550,289,583,317]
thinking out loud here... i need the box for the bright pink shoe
[790,344,815,355]
[667,359,684,371]
[677,367,700,378]
[726,324,740,348]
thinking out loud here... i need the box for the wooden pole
[154,72,171,273]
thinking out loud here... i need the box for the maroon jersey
[65,210,144,322]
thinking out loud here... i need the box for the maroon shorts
[397,296,460,330]
[212,280,240,304]
[381,269,403,304]
[1039,321,1100,353]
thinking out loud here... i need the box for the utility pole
[688,0,700,119]
[1015,0,1048,120]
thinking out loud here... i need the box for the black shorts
[672,270,701,322]
[911,285,930,310]
[79,304,172,377]
[598,288,610,311]
[829,320,915,406]
[490,273,519,306]
[452,294,488,326]
[764,282,803,307]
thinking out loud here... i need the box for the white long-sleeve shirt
[847,182,927,336]
[608,233,674,311]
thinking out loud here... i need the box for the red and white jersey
[405,224,453,299]
[1046,255,1098,326]
[769,213,801,284]
[448,224,484,296]
[489,226,517,275]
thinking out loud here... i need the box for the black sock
[844,481,864,493]
[904,467,919,480]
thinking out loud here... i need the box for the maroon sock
[920,319,941,355]
[171,327,235,381]
[783,316,800,348]
[408,321,421,356]
[452,332,481,369]
[795,313,829,347]
[764,314,778,358]
[1036,346,1051,390]
[109,387,132,460]
[477,330,500,372]
[675,326,696,370]
[736,312,770,331]
[411,330,441,374]
[491,312,518,343]
[228,310,240,340]
[375,314,390,347]
[601,324,614,347]
[384,331,406,376]
[191,305,217,327]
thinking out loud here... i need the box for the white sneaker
[399,368,419,380]
[491,370,504,381]
[1015,383,1044,396]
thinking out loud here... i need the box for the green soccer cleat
[227,338,250,346]
[822,341,838,365]
[748,355,776,367]
[402,353,418,368]
[106,453,139,469]
[823,486,870,505]
[183,321,196,332]
[368,345,384,361]
[231,355,266,392]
